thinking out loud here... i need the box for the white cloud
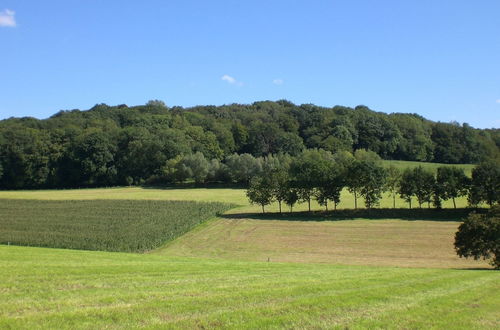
[496,99,500,104]
[273,78,284,85]
[0,9,16,27]
[221,74,243,86]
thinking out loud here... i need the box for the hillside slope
[1,246,498,329]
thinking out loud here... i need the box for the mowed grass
[382,160,475,176]
[1,245,498,329]
[0,199,231,252]
[157,216,490,269]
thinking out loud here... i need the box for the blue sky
[1,1,499,128]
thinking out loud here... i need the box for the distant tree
[67,130,118,186]
[399,168,416,208]
[435,166,469,209]
[180,152,210,184]
[225,153,263,184]
[455,207,500,269]
[290,149,334,211]
[284,188,299,213]
[412,166,435,208]
[347,159,387,209]
[385,166,402,208]
[231,122,249,152]
[315,166,344,211]
[161,155,190,183]
[354,148,382,163]
[206,159,231,182]
[360,162,387,208]
[346,160,366,209]
[246,175,274,213]
[146,99,167,108]
[469,161,500,207]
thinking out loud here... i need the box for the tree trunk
[308,198,311,212]
[334,201,337,210]
[452,197,456,209]
[354,191,358,209]
[409,199,412,209]
[325,200,328,211]
[393,194,396,209]
[262,204,265,214]
[278,201,282,214]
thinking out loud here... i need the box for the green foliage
[226,153,263,184]
[468,161,500,206]
[347,159,387,209]
[0,199,231,252]
[412,166,435,208]
[0,101,498,189]
[290,149,335,211]
[385,166,402,208]
[246,175,274,213]
[435,166,469,209]
[455,206,500,269]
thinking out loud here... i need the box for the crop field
[0,199,231,252]
[1,245,499,329]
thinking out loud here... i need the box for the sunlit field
[1,246,498,329]
[0,185,474,214]
[0,159,496,329]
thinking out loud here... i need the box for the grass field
[1,245,498,329]
[0,186,473,214]
[158,216,489,268]
[1,164,497,329]
[381,160,475,176]
[0,199,231,252]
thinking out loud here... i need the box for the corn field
[0,199,232,252]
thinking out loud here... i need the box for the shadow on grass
[453,267,496,271]
[223,208,487,222]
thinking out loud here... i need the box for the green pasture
[1,246,498,329]
[381,160,475,175]
[0,159,495,329]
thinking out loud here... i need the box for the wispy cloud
[273,78,284,85]
[0,9,16,27]
[496,99,500,104]
[221,74,243,86]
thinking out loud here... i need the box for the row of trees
[246,150,499,213]
[1,100,499,189]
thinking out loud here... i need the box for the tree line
[245,149,499,213]
[0,100,499,189]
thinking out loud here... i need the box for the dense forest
[0,100,499,189]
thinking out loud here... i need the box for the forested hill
[0,100,498,189]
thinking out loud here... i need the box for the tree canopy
[0,100,499,189]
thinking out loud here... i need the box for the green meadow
[0,160,498,328]
[1,245,498,329]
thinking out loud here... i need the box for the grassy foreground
[0,199,231,252]
[1,245,498,329]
